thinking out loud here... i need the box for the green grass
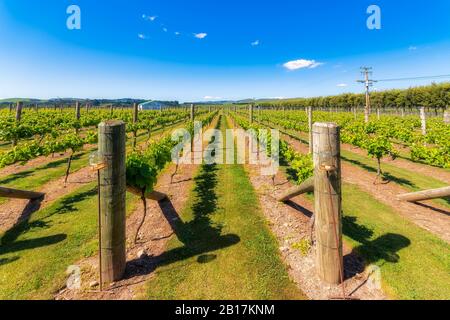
[145,116,305,300]
[279,142,450,300]
[0,120,187,206]
[340,150,450,209]
[341,183,450,300]
[0,152,91,206]
[0,183,139,299]
[261,118,450,209]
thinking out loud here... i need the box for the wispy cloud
[204,96,222,100]
[194,33,208,39]
[175,32,181,36]
[163,27,168,32]
[337,83,348,87]
[409,46,418,51]
[137,33,148,40]
[251,40,260,46]
[142,14,157,21]
[283,59,323,71]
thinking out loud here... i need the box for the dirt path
[281,134,450,244]
[0,166,96,234]
[0,120,187,179]
[55,163,198,300]
[0,122,192,235]
[340,143,450,185]
[0,145,95,178]
[245,165,386,300]
[55,116,220,300]
[261,119,450,185]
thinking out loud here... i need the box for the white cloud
[269,96,285,100]
[204,96,222,100]
[137,34,148,40]
[283,59,323,71]
[142,14,157,21]
[409,46,417,51]
[251,40,260,46]
[337,83,348,87]
[194,33,208,39]
[175,32,181,36]
[163,27,168,32]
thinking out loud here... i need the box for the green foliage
[292,239,311,256]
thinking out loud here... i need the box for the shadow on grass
[0,186,96,264]
[0,153,85,185]
[0,234,67,256]
[124,163,240,280]
[341,155,415,188]
[343,216,411,279]
[413,202,450,216]
[123,116,240,280]
[0,256,19,266]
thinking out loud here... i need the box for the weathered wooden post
[8,103,13,113]
[420,106,427,136]
[444,109,450,124]
[110,104,114,116]
[313,122,343,285]
[249,104,254,124]
[12,101,23,147]
[190,104,195,121]
[15,101,23,122]
[75,101,81,134]
[377,108,381,120]
[133,103,139,149]
[98,120,127,285]
[308,106,313,154]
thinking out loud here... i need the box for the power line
[377,74,450,82]
[357,67,376,123]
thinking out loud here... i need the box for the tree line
[260,82,450,112]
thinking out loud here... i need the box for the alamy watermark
[171,121,280,176]
[67,5,81,30]
[367,5,381,30]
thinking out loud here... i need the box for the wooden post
[420,107,427,136]
[313,122,343,285]
[98,121,127,284]
[308,106,313,154]
[0,186,45,200]
[12,102,23,147]
[190,104,195,121]
[377,108,380,120]
[277,177,314,202]
[397,186,450,202]
[444,109,450,124]
[15,101,23,122]
[133,103,139,123]
[133,103,139,149]
[249,104,254,124]
[110,104,114,116]
[75,101,81,134]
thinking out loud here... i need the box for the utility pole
[357,67,377,123]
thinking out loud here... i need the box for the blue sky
[1,0,450,102]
